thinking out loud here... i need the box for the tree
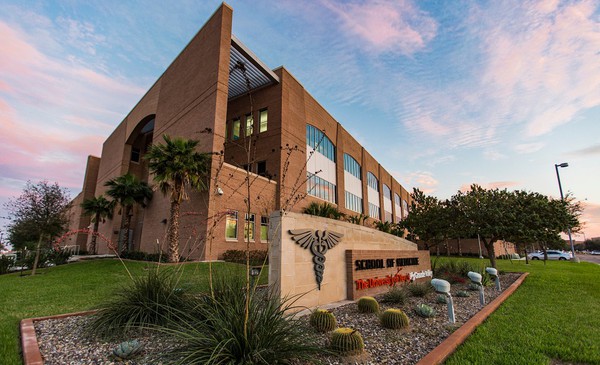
[81,195,115,254]
[399,188,448,250]
[145,135,212,263]
[5,181,71,275]
[105,174,153,253]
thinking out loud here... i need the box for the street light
[554,162,577,262]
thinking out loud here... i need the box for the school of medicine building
[66,3,413,260]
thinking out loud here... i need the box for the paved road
[577,254,600,264]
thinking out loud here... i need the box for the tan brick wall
[269,211,419,310]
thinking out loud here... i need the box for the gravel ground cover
[34,273,520,365]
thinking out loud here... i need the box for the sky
[1,0,599,245]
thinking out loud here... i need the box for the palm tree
[80,195,115,254]
[145,135,211,263]
[105,173,153,253]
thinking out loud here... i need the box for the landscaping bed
[31,273,521,364]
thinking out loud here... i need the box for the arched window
[306,124,335,162]
[367,172,379,191]
[367,172,380,219]
[383,184,392,222]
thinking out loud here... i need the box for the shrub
[415,304,436,318]
[436,294,448,304]
[303,202,345,220]
[331,328,364,356]
[0,255,15,275]
[434,260,476,284]
[382,286,407,305]
[87,268,192,338]
[380,309,410,330]
[357,296,379,313]
[309,309,337,332]
[456,290,470,297]
[406,282,432,297]
[20,251,50,269]
[48,248,72,266]
[221,250,268,266]
[160,274,322,364]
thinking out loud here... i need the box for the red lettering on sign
[355,272,411,290]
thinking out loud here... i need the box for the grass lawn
[0,259,267,365]
[441,257,600,365]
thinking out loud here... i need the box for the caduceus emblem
[288,229,343,290]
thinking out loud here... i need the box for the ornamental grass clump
[159,274,322,364]
[357,296,379,313]
[310,309,337,332]
[87,268,193,338]
[331,328,364,356]
[380,309,410,330]
[382,285,407,305]
[407,282,432,297]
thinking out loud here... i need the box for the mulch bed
[33,273,521,364]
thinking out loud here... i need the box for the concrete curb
[20,310,98,365]
[416,272,529,365]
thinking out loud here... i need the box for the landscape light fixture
[485,267,501,291]
[554,162,577,262]
[467,271,485,306]
[431,278,455,324]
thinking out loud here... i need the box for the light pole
[554,162,577,261]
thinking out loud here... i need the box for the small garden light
[467,271,485,306]
[431,278,455,324]
[250,266,262,287]
[486,267,501,291]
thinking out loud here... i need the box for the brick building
[66,4,413,260]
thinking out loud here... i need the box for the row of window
[307,173,336,203]
[306,124,335,161]
[367,172,379,191]
[225,211,269,241]
[368,203,380,220]
[225,109,268,141]
[345,191,363,214]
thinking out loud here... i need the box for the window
[367,172,379,191]
[224,121,229,141]
[368,203,380,220]
[344,154,361,178]
[232,118,241,140]
[306,124,335,161]
[345,191,363,213]
[259,109,268,133]
[394,193,402,221]
[131,147,141,163]
[225,211,238,240]
[245,114,253,137]
[260,216,269,241]
[383,185,391,199]
[394,193,401,206]
[244,213,255,241]
[257,161,267,176]
[307,173,336,203]
[242,164,251,172]
[402,200,409,218]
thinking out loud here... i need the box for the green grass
[439,257,600,365]
[0,259,267,365]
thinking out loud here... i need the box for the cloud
[580,201,600,239]
[566,143,600,157]
[515,142,545,154]
[397,171,439,194]
[0,20,144,196]
[484,149,507,161]
[320,0,437,55]
[459,181,520,192]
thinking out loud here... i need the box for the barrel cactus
[380,309,410,330]
[357,296,379,313]
[415,304,436,318]
[456,290,470,297]
[113,339,143,360]
[331,327,364,356]
[309,309,337,332]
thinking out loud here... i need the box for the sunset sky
[1,0,599,242]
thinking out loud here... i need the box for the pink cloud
[578,201,600,239]
[321,0,437,55]
[0,20,144,197]
[399,171,439,194]
[458,181,520,192]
